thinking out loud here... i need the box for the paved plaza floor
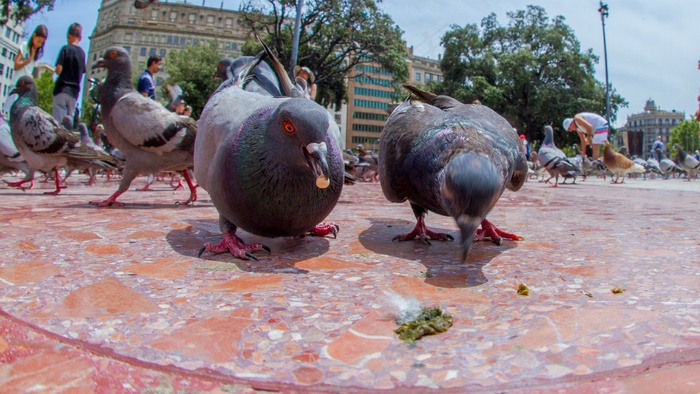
[0,173,699,393]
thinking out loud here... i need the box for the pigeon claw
[475,219,522,246]
[307,223,340,238]
[198,231,268,260]
[4,179,34,190]
[393,217,453,244]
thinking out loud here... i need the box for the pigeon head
[542,125,554,146]
[92,47,132,73]
[10,76,37,101]
[673,143,687,158]
[270,99,335,189]
[441,152,503,261]
[214,58,234,81]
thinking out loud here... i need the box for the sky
[25,0,700,127]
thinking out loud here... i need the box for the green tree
[239,0,408,110]
[163,41,223,118]
[436,5,626,147]
[35,70,54,113]
[0,0,53,23]
[669,119,700,157]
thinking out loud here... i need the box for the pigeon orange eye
[283,121,295,134]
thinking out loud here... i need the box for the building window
[193,39,199,46]
[207,15,214,25]
[159,49,166,57]
[149,48,156,56]
[123,46,131,54]
[415,72,421,81]
[231,43,237,51]
[225,18,233,28]
[140,47,147,56]
[4,27,10,38]
[170,11,177,22]
[189,14,196,24]
[167,36,173,44]
[151,10,158,20]
[125,33,132,41]
[180,37,186,45]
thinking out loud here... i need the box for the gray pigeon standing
[8,76,117,195]
[0,113,33,187]
[656,148,684,179]
[195,39,344,260]
[379,84,527,261]
[91,47,198,206]
[673,143,700,180]
[537,125,581,187]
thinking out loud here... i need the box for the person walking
[137,55,162,100]
[52,23,86,127]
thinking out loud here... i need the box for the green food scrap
[611,286,626,294]
[517,283,529,296]
[394,306,453,342]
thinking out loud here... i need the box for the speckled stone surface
[1,174,699,393]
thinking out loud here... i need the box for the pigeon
[8,76,117,194]
[602,140,646,183]
[645,156,664,177]
[165,84,187,113]
[673,143,700,180]
[90,46,198,206]
[528,151,547,181]
[537,125,581,187]
[0,113,33,188]
[379,84,527,261]
[194,39,344,260]
[655,148,684,179]
[213,54,281,97]
[134,0,157,9]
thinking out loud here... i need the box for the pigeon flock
[0,43,697,263]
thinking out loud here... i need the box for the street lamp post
[598,2,612,131]
[290,0,305,74]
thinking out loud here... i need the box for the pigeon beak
[456,215,481,262]
[92,58,105,70]
[304,142,330,189]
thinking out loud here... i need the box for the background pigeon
[379,84,527,261]
[91,46,198,206]
[0,113,33,188]
[195,39,344,260]
[213,53,281,97]
[537,125,581,187]
[645,155,664,178]
[655,148,684,179]
[8,76,117,195]
[673,143,700,180]
[602,141,646,183]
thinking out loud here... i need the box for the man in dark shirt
[137,55,162,100]
[53,23,86,127]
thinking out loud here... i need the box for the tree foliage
[163,41,223,119]
[0,0,53,24]
[238,0,408,110]
[436,5,627,147]
[669,119,700,157]
[35,69,54,114]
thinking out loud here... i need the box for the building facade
[88,0,249,102]
[0,17,24,108]
[618,99,685,157]
[345,47,442,150]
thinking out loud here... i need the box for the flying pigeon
[194,39,344,260]
[8,76,117,194]
[0,113,33,188]
[602,141,646,183]
[655,148,684,179]
[673,143,700,180]
[90,46,198,206]
[537,125,581,187]
[379,84,527,261]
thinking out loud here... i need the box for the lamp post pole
[599,2,611,130]
[290,0,305,74]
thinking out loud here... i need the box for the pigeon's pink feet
[136,184,152,191]
[44,169,63,195]
[307,223,339,238]
[176,170,198,205]
[393,215,454,245]
[4,179,34,191]
[170,176,184,190]
[198,230,270,260]
[474,218,524,246]
[90,190,126,207]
